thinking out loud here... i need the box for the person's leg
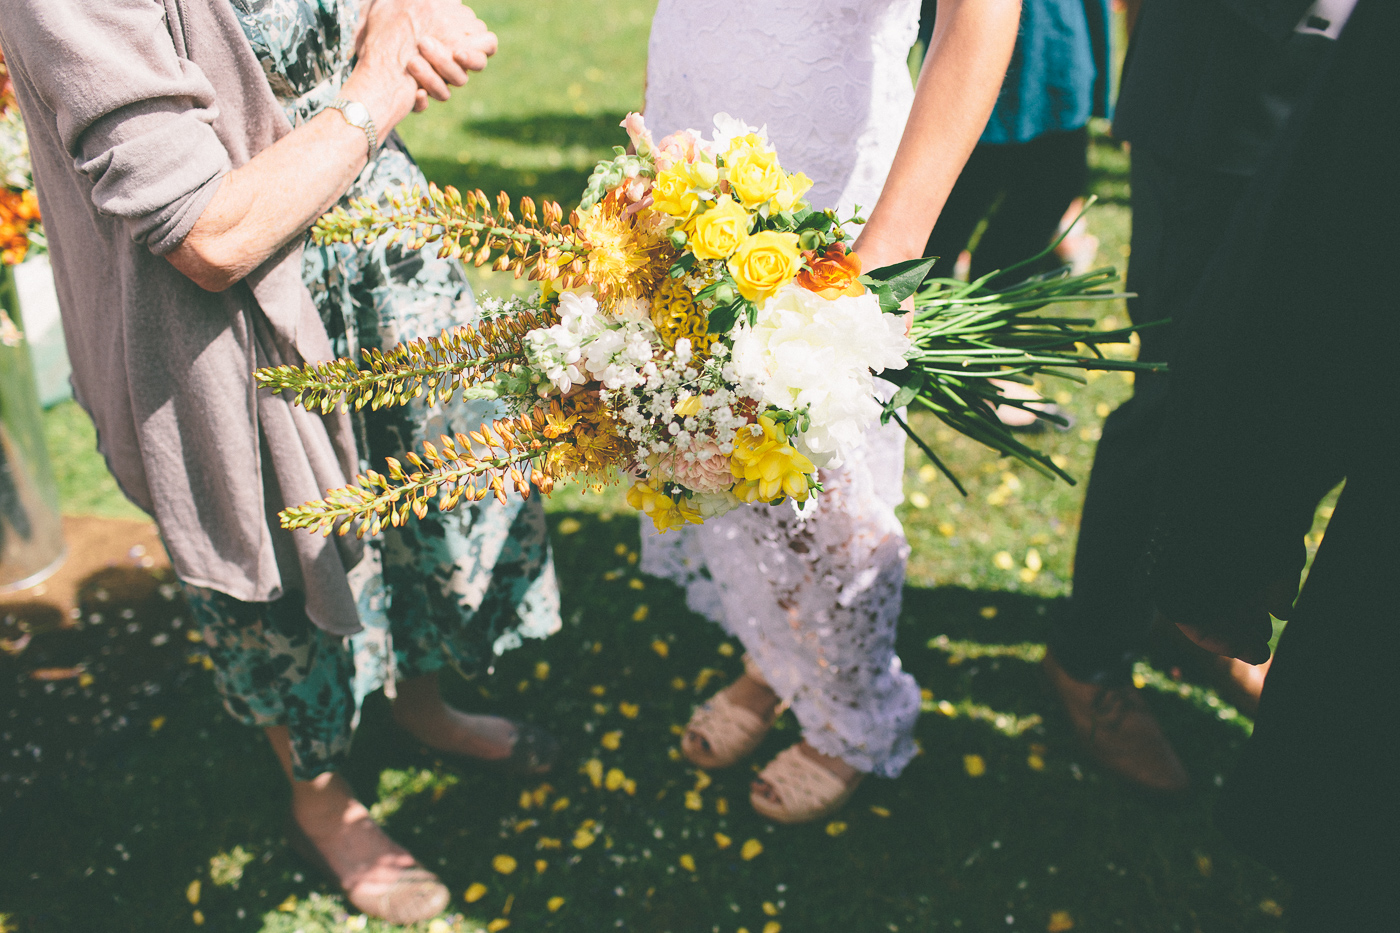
[967,127,1090,282]
[180,583,447,923]
[923,143,1008,279]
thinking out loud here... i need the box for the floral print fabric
[181,0,560,781]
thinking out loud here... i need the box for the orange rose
[796,243,864,299]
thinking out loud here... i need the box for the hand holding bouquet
[260,114,1154,536]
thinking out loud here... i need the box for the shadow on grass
[0,510,1285,933]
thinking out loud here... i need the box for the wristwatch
[328,98,379,164]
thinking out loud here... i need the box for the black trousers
[1047,146,1249,682]
[923,127,1089,282]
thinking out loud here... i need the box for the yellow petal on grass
[679,853,697,872]
[671,677,688,691]
[583,758,604,788]
[717,642,735,657]
[715,796,729,815]
[186,880,201,905]
[979,605,999,619]
[668,747,683,761]
[572,829,596,849]
[518,789,533,810]
[619,702,640,719]
[535,859,548,874]
[651,639,669,658]
[552,796,570,812]
[1028,754,1046,771]
[557,517,582,535]
[464,883,488,903]
[963,754,987,777]
[740,839,764,861]
[825,821,847,837]
[590,684,607,696]
[1047,910,1075,932]
[938,521,956,537]
[869,805,891,818]
[763,902,779,916]
[993,551,1015,570]
[601,731,623,751]
[714,832,732,849]
[537,837,562,850]
[628,578,645,591]
[632,605,650,622]
[492,855,517,875]
[684,791,703,811]
[150,716,167,733]
[192,911,204,926]
[920,687,934,701]
[623,779,637,795]
[78,672,95,688]
[763,923,782,933]
[547,896,566,912]
[692,770,712,792]
[534,661,550,681]
[487,920,510,933]
[277,895,298,912]
[605,768,626,791]
[614,542,629,556]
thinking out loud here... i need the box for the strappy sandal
[681,656,781,770]
[749,745,863,824]
[285,814,449,925]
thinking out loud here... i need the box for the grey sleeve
[0,0,233,254]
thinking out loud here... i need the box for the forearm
[166,115,370,291]
[855,0,1020,267]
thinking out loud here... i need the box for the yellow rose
[652,160,719,220]
[727,230,802,303]
[726,146,784,209]
[772,171,813,212]
[688,195,752,260]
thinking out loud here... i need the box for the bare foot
[390,673,518,761]
[682,669,781,763]
[750,741,862,807]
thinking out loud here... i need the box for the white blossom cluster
[523,290,658,395]
[728,283,911,467]
[0,108,30,191]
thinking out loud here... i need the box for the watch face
[340,101,370,128]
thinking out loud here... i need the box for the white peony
[728,284,910,467]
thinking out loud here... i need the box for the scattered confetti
[717,642,735,657]
[547,896,565,912]
[763,922,782,933]
[605,768,626,791]
[552,796,570,812]
[1028,754,1046,771]
[584,759,604,788]
[601,731,623,751]
[763,902,779,916]
[628,578,645,590]
[671,677,688,691]
[486,920,510,932]
[590,684,607,696]
[185,880,200,905]
[979,606,999,619]
[192,910,204,926]
[963,754,987,778]
[572,829,596,849]
[557,518,582,535]
[465,883,488,903]
[534,661,550,680]
[632,605,650,621]
[537,838,562,850]
[535,860,548,874]
[716,797,729,815]
[714,833,732,850]
[679,854,696,872]
[684,791,703,811]
[825,821,847,837]
[869,806,891,818]
[651,639,669,658]
[741,839,764,861]
[619,702,640,719]
[492,855,517,875]
[150,716,167,733]
[1259,899,1283,918]
[1047,910,1074,932]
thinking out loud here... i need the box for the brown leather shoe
[1043,649,1190,794]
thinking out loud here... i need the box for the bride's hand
[853,234,917,334]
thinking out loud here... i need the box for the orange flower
[0,189,40,266]
[796,243,864,299]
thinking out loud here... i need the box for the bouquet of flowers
[0,52,41,347]
[260,113,1153,537]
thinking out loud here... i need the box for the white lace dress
[641,0,923,778]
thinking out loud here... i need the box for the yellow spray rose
[688,195,752,260]
[727,230,802,303]
[726,145,785,209]
[627,481,704,533]
[652,160,720,220]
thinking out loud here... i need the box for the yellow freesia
[626,481,704,533]
[730,415,816,503]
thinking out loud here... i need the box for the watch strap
[330,98,378,164]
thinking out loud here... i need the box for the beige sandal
[681,656,780,770]
[749,745,863,824]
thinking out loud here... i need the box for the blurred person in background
[1043,0,1348,794]
[1146,0,1388,922]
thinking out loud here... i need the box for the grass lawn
[3,2,1333,931]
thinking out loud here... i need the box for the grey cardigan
[0,0,364,634]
